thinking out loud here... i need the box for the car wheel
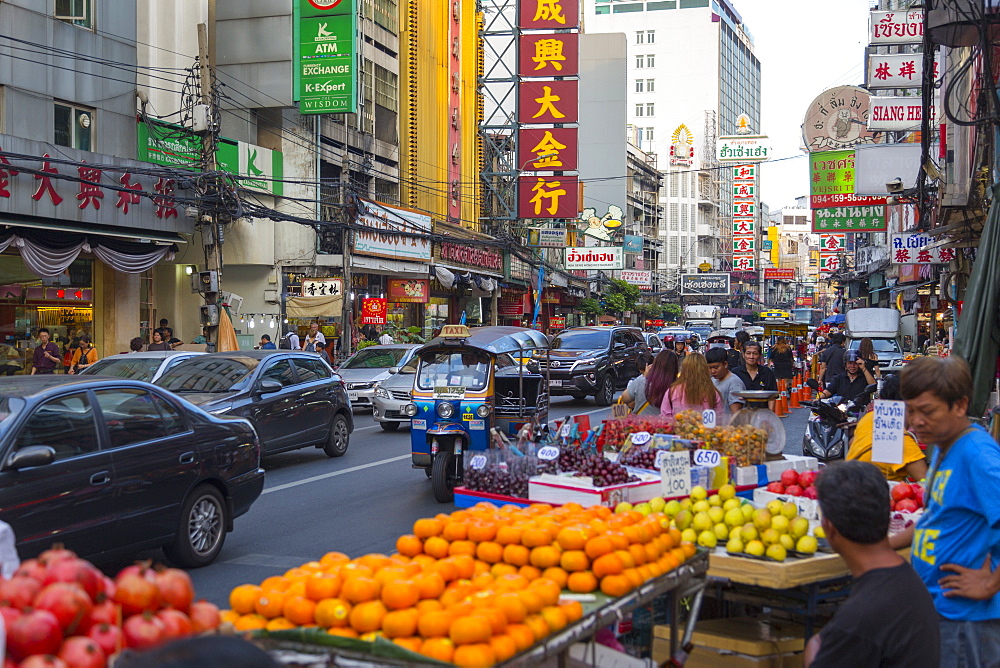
[595,374,615,406]
[323,414,350,457]
[380,421,400,432]
[431,452,457,503]
[163,484,228,568]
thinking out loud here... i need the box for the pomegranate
[86,623,123,657]
[99,576,115,603]
[896,498,920,513]
[913,485,925,507]
[765,482,785,494]
[82,599,119,631]
[1,605,23,629]
[802,485,819,500]
[56,637,105,668]
[156,608,192,640]
[0,577,42,610]
[891,484,915,503]
[37,545,76,566]
[17,657,67,668]
[154,568,194,612]
[115,562,156,583]
[114,573,160,616]
[780,469,800,487]
[798,470,818,488]
[13,560,47,583]
[32,584,93,634]
[785,484,804,497]
[188,600,221,633]
[6,609,62,661]
[42,560,103,602]
[122,612,165,650]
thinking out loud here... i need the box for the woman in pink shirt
[660,352,722,421]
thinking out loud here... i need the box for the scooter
[801,379,876,461]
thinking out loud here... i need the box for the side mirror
[526,361,540,374]
[388,367,400,375]
[5,445,56,470]
[257,380,283,395]
[613,342,626,351]
[806,378,820,390]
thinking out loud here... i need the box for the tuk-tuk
[404,325,550,502]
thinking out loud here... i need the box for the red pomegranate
[37,545,76,566]
[32,584,93,634]
[17,656,67,668]
[188,600,221,633]
[13,560,47,583]
[56,636,105,668]
[154,568,194,613]
[0,577,42,610]
[6,609,63,661]
[156,608,192,640]
[42,560,103,602]
[113,574,160,616]
[86,623,123,657]
[122,612,165,650]
[82,599,119,631]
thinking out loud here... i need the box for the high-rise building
[582,0,761,286]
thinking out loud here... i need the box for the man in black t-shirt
[818,332,846,385]
[805,461,939,667]
[732,341,777,411]
[821,350,875,405]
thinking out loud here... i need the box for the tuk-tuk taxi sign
[760,310,790,320]
[440,324,471,339]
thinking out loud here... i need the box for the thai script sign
[889,233,956,264]
[802,86,879,152]
[361,297,387,325]
[620,270,651,287]
[870,10,924,45]
[355,199,432,261]
[764,268,796,280]
[813,205,886,232]
[716,136,771,163]
[564,247,624,270]
[527,227,568,247]
[680,273,730,296]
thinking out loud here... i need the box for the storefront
[431,239,504,329]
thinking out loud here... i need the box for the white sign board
[528,228,567,248]
[620,270,652,287]
[854,143,922,196]
[872,400,906,465]
[301,278,343,298]
[870,10,924,45]
[890,233,954,265]
[660,451,692,498]
[355,200,432,262]
[564,247,625,270]
[716,136,771,163]
[868,97,923,131]
[867,53,936,90]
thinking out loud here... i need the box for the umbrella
[953,183,1000,416]
[821,313,845,325]
[216,306,241,352]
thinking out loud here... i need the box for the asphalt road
[110,394,813,608]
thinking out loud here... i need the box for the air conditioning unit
[220,291,243,315]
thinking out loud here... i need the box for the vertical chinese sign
[731,163,757,272]
[294,0,358,115]
[447,0,463,223]
[517,0,580,221]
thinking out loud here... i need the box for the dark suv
[534,326,648,405]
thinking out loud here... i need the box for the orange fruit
[396,534,423,557]
[453,643,497,668]
[494,573,529,591]
[260,576,291,592]
[518,565,542,581]
[315,598,352,628]
[645,541,662,563]
[349,600,388,633]
[382,608,420,638]
[423,536,450,559]
[592,553,624,578]
[615,549,637,569]
[567,571,598,593]
[494,591,528,624]
[600,574,633,598]
[541,567,568,589]
[327,627,359,638]
[531,578,561,607]
[381,580,420,610]
[623,568,644,588]
[415,572,446,600]
[529,546,561,569]
[556,527,590,551]
[490,633,518,662]
[495,525,523,545]
[230,584,262,615]
[540,606,568,633]
[449,554,477,580]
[254,590,287,619]
[584,536,615,560]
[339,563,374,580]
[416,599,444,614]
[374,567,410,587]
[393,636,423,653]
[560,600,583,623]
[282,595,317,625]
[682,542,697,559]
[265,617,296,631]
[475,607,508,635]
[418,609,455,638]
[491,562,518,579]
[234,613,268,631]
[305,573,342,602]
[429,559,459,583]
[523,613,550,641]
[449,615,493,645]
[320,551,351,568]
[560,550,590,572]
[518,588,545,614]
[442,522,468,542]
[356,553,391,572]
[448,540,477,557]
[607,531,630,550]
[628,543,648,566]
[341,576,380,604]
[521,527,552,548]
[468,522,498,543]
[476,541,504,564]
[503,543,530,567]
[473,560,492,576]
[219,609,240,625]
[507,623,535,651]
[413,518,444,539]
[420,637,456,662]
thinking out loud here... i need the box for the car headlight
[437,402,455,418]
[374,386,390,400]
[476,404,492,418]
[576,358,596,365]
[403,403,418,417]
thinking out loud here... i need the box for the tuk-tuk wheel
[425,467,432,478]
[431,452,457,503]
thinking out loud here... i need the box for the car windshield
[80,357,162,382]
[155,357,259,392]
[849,339,900,354]
[398,357,419,374]
[416,352,490,391]
[551,330,610,350]
[341,348,410,369]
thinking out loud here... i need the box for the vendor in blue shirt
[892,356,1000,667]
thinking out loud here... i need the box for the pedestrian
[705,347,746,419]
[622,353,653,413]
[147,329,171,351]
[732,341,778,411]
[804,461,940,667]
[818,332,846,386]
[315,341,333,366]
[159,318,169,330]
[281,329,300,350]
[378,329,394,345]
[257,334,276,350]
[847,373,927,481]
[68,335,98,374]
[163,327,183,349]
[0,342,22,376]
[31,328,61,375]
[191,327,208,345]
[672,337,688,361]
[858,337,882,379]
[660,352,722,421]
[769,336,795,381]
[644,349,681,414]
[302,322,325,352]
[128,337,144,353]
[889,356,1000,666]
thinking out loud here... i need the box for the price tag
[660,450,691,497]
[537,446,560,461]
[654,449,671,469]
[559,423,572,438]
[469,454,487,470]
[693,449,722,467]
[702,409,717,429]
[630,431,651,445]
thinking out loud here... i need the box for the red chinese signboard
[549,316,565,329]
[796,296,815,306]
[518,80,578,125]
[518,175,580,219]
[518,0,579,29]
[517,127,578,172]
[387,279,429,303]
[439,243,503,271]
[361,298,388,325]
[518,33,579,77]
[764,268,796,280]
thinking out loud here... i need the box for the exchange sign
[295,0,357,115]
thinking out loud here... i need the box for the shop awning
[434,262,504,279]
[0,227,178,277]
[2,220,186,244]
[351,255,429,276]
[287,294,344,318]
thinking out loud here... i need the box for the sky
[734,0,874,211]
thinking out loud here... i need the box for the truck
[719,316,745,337]
[845,308,904,370]
[683,305,721,339]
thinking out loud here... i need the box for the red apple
[766,482,785,494]
[802,485,818,500]
[891,484,915,503]
[785,484,804,497]
[896,498,920,513]
[780,469,800,487]
[798,470,818,488]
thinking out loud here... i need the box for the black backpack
[278,337,291,350]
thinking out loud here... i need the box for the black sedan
[0,376,264,568]
[154,351,353,457]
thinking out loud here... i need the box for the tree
[662,303,682,321]
[604,279,641,316]
[637,303,662,318]
[579,297,603,317]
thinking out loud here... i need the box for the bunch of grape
[535,457,558,475]
[620,447,658,471]
[573,455,640,488]
[464,460,533,498]
[558,447,590,472]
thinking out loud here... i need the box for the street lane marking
[262,454,411,494]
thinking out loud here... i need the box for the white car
[335,345,420,410]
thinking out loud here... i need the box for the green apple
[766,499,784,516]
[813,526,826,539]
[692,500,711,514]
[753,508,772,531]
[664,500,681,517]
[723,498,741,511]
[649,497,666,513]
[707,507,725,525]
[745,540,765,557]
[796,535,818,555]
[634,502,652,516]
[697,530,717,549]
[713,523,730,541]
[781,502,798,520]
[681,528,697,543]
[708,494,723,507]
[718,484,737,501]
[779,534,795,551]
[741,504,755,521]
[726,537,744,554]
[740,524,759,543]
[615,501,633,514]
[724,507,745,528]
[679,498,692,510]
[692,512,713,533]
[690,486,708,501]
[789,517,810,539]
[761,528,780,546]
[674,509,693,531]
[771,515,790,534]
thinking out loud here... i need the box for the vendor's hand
[940,556,997,600]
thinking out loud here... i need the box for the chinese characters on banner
[820,233,846,253]
[809,149,887,235]
[889,233,955,264]
[518,0,580,220]
[867,53,938,89]
[732,164,757,272]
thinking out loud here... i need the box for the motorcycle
[801,378,876,461]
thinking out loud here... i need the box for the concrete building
[765,205,819,307]
[582,0,761,287]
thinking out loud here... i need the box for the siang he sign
[519,32,579,77]
[518,80,578,125]
[518,0,579,29]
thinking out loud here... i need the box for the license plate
[347,391,360,401]
[549,380,562,387]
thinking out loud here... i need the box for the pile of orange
[221,502,695,667]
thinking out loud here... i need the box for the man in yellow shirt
[847,374,927,481]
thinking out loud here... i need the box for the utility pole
[198,6,224,352]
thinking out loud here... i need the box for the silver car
[335,344,420,410]
[79,350,204,382]
[371,357,418,431]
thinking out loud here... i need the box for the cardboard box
[528,471,662,507]
[752,488,822,521]
[708,550,850,589]
[653,617,805,666]
[569,642,653,667]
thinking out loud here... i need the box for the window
[646,79,655,93]
[645,103,654,116]
[636,31,645,44]
[293,358,332,383]
[635,104,645,117]
[14,393,99,460]
[635,54,645,69]
[149,393,187,434]
[94,389,171,449]
[55,0,94,29]
[635,80,644,93]
[645,127,654,142]
[54,102,93,151]
[261,360,297,387]
[647,31,656,44]
[647,54,655,68]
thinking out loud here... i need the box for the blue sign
[623,235,643,254]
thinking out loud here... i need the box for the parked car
[371,357,418,432]
[643,332,664,355]
[79,351,204,383]
[155,351,353,457]
[0,376,263,567]
[533,326,648,405]
[335,344,420,410]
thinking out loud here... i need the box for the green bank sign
[137,121,283,196]
[294,0,357,115]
